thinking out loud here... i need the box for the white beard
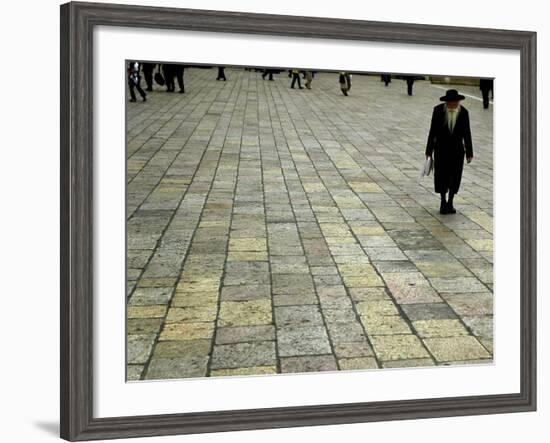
[445,105,460,131]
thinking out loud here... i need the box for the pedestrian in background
[290,69,303,89]
[216,66,227,81]
[479,78,494,109]
[305,71,313,89]
[404,75,415,96]
[425,89,474,214]
[262,69,274,81]
[339,72,352,96]
[174,64,185,93]
[141,62,155,91]
[127,61,147,102]
[162,64,175,92]
[381,73,391,86]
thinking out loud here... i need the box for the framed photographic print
[60,1,537,440]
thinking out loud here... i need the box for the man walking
[127,61,147,102]
[162,64,175,92]
[339,72,352,96]
[425,89,474,214]
[404,75,416,96]
[304,71,313,89]
[141,62,155,91]
[261,69,274,81]
[479,78,494,109]
[216,66,227,81]
[290,69,303,89]
[174,64,185,93]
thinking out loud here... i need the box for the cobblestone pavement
[126,68,493,381]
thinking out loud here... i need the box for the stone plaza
[126,68,493,381]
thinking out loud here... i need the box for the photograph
[58,1,537,440]
[125,63,494,381]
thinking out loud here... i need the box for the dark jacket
[479,78,494,92]
[425,103,473,194]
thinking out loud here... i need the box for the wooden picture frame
[60,1,537,440]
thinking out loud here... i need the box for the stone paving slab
[126,68,493,380]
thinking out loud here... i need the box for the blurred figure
[290,69,303,89]
[142,63,155,91]
[381,73,391,86]
[262,69,274,81]
[305,71,313,89]
[174,64,185,93]
[404,75,415,96]
[127,61,146,102]
[479,78,494,109]
[216,66,227,81]
[162,64,175,92]
[339,72,352,96]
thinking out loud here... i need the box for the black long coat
[425,103,474,194]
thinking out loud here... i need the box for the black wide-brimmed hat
[440,89,465,101]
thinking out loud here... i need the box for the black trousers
[481,88,491,109]
[406,78,415,95]
[128,76,146,100]
[217,67,226,80]
[162,65,175,92]
[291,73,302,88]
[142,63,155,90]
[381,74,391,86]
[262,69,274,80]
[174,65,185,92]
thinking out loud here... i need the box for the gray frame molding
[60,1,537,441]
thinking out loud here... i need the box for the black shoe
[447,203,456,214]
[179,89,185,93]
[129,98,136,102]
[142,96,146,102]
[440,201,448,214]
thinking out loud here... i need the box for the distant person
[174,64,185,93]
[305,71,313,89]
[479,78,494,109]
[127,61,146,102]
[290,69,303,89]
[381,73,391,86]
[216,66,227,81]
[339,72,351,96]
[262,69,275,81]
[162,64,175,92]
[425,89,474,214]
[141,63,155,91]
[262,69,274,81]
[404,75,415,96]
